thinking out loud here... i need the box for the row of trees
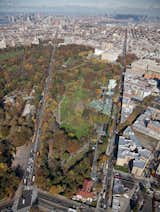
[0,139,23,199]
[0,45,53,199]
[37,137,92,197]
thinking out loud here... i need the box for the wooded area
[0,45,51,199]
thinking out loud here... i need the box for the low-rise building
[121,69,159,122]
[132,160,146,176]
[116,128,151,177]
[133,107,160,140]
[101,49,121,62]
[73,179,95,203]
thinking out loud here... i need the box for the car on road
[22,198,26,205]
[68,208,77,212]
[23,178,27,185]
[32,175,35,182]
[123,194,129,199]
[103,203,107,209]
[92,145,96,150]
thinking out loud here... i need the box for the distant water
[0,20,9,25]
[0,17,9,25]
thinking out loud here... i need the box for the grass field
[59,57,120,140]
[0,49,23,61]
[61,81,90,139]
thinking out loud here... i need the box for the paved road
[0,200,14,212]
[115,169,159,185]
[142,195,153,212]
[96,29,128,211]
[37,190,96,212]
[12,35,58,212]
[17,190,32,210]
[91,134,100,181]
[38,198,68,212]
[1,188,97,212]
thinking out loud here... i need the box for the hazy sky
[0,0,160,15]
[0,0,159,8]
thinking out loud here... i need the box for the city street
[12,36,57,212]
[96,29,128,210]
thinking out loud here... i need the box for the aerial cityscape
[0,0,160,212]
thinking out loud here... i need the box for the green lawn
[61,120,89,139]
[115,165,128,173]
[61,82,90,139]
[0,49,23,61]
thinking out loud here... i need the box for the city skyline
[0,0,160,16]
